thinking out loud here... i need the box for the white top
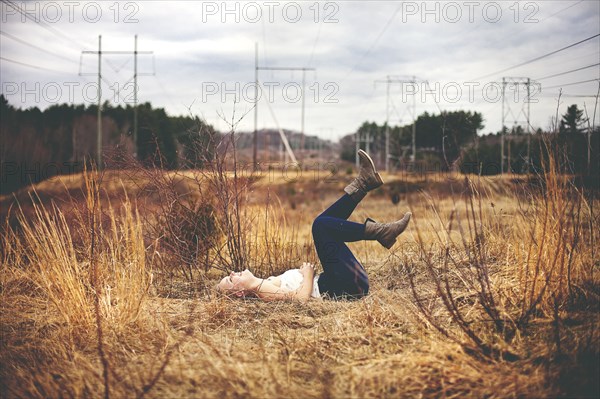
[278,269,321,298]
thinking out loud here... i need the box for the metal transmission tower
[500,77,538,174]
[132,35,156,159]
[374,75,417,171]
[590,82,600,174]
[79,35,103,168]
[253,43,315,167]
[353,130,374,168]
[80,35,154,168]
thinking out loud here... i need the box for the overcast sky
[1,0,599,141]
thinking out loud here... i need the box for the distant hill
[233,128,336,152]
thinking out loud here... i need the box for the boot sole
[380,238,395,250]
[358,149,384,186]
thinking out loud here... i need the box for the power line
[253,43,315,165]
[347,83,380,133]
[307,19,322,67]
[3,2,129,78]
[539,0,584,23]
[79,35,154,167]
[543,78,600,90]
[0,55,64,73]
[449,1,584,62]
[539,94,599,98]
[3,3,122,76]
[0,30,78,64]
[474,33,600,81]
[341,4,401,83]
[2,2,139,80]
[4,0,94,50]
[261,13,269,70]
[151,75,188,114]
[500,77,534,174]
[375,76,418,168]
[101,76,130,104]
[258,79,298,164]
[536,63,600,81]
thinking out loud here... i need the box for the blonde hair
[214,283,257,299]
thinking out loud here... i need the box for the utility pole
[355,131,359,168]
[353,130,374,168]
[508,126,512,173]
[253,43,315,165]
[500,77,537,174]
[253,42,258,169]
[411,75,416,163]
[80,35,102,167]
[318,128,333,158]
[375,75,418,170]
[97,35,102,169]
[133,34,138,159]
[81,35,154,167]
[588,82,599,175]
[386,81,390,171]
[501,77,505,174]
[527,77,531,174]
[301,69,306,155]
[131,35,154,160]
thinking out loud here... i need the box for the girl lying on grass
[216,150,411,301]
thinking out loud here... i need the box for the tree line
[340,107,599,178]
[1,95,598,194]
[0,95,217,194]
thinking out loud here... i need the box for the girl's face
[217,269,255,295]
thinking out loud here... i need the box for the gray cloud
[1,0,598,140]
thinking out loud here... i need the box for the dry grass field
[1,159,598,398]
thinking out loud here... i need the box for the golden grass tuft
[1,170,164,398]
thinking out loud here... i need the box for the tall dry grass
[0,169,174,398]
[1,141,598,398]
[405,141,598,370]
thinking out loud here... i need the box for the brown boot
[364,212,412,249]
[344,150,384,202]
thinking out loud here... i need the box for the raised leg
[344,149,383,202]
[311,150,383,298]
[318,193,360,220]
[312,214,369,299]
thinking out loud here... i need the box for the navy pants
[312,194,369,299]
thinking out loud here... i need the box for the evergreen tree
[560,104,587,135]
